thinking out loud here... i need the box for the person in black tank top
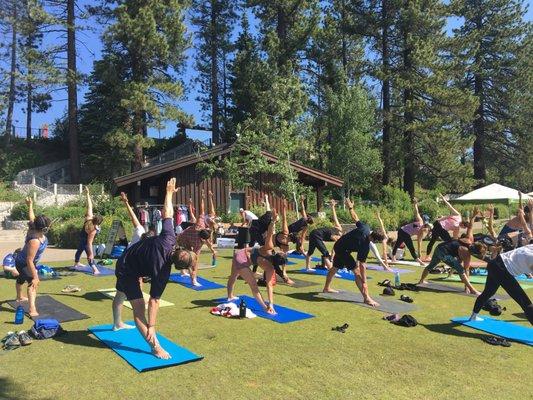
[73,187,103,274]
[418,207,486,295]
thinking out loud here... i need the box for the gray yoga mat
[317,290,417,313]
[276,276,318,288]
[7,295,90,323]
[418,282,510,300]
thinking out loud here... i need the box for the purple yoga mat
[366,264,413,274]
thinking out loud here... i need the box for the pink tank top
[439,215,461,231]
[401,222,422,236]
[233,248,251,269]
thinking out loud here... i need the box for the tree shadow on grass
[281,291,330,303]
[53,329,107,350]
[420,322,488,341]
[0,376,54,400]
[187,299,218,309]
[40,291,106,303]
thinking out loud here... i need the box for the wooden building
[114,143,343,213]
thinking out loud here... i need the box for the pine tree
[102,0,190,171]
[191,0,237,144]
[452,0,530,183]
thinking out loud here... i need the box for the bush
[0,182,24,202]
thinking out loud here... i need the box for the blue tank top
[15,233,48,267]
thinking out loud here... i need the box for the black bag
[391,314,418,327]
[482,299,506,316]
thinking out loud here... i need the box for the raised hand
[25,196,32,206]
[345,197,354,209]
[119,192,128,204]
[166,178,179,193]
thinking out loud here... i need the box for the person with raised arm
[322,198,390,307]
[73,187,103,274]
[498,199,533,248]
[14,197,51,316]
[418,207,485,295]
[119,192,155,247]
[305,200,343,271]
[425,193,469,258]
[249,194,274,246]
[286,195,314,254]
[227,209,285,315]
[113,178,197,359]
[391,198,431,266]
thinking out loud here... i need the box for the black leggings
[473,256,533,325]
[426,221,452,255]
[393,228,418,259]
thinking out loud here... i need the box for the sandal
[61,285,81,293]
[382,313,400,322]
[378,279,392,287]
[332,323,349,333]
[482,336,511,347]
[400,295,414,303]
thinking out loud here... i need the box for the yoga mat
[366,264,413,274]
[169,274,225,291]
[418,282,510,299]
[275,276,318,288]
[287,253,321,262]
[441,275,533,289]
[451,316,533,346]
[97,289,174,309]
[389,260,422,267]
[297,268,372,281]
[317,291,417,313]
[7,295,89,323]
[88,322,203,372]
[216,295,314,324]
[69,265,115,276]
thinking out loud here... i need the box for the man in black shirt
[112,178,196,359]
[323,198,390,307]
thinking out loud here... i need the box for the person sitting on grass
[3,249,21,278]
[14,197,51,317]
[112,178,196,359]
[391,198,431,266]
[304,199,343,271]
[470,244,533,324]
[176,189,217,287]
[418,207,485,295]
[425,193,469,259]
[323,198,391,307]
[227,209,285,315]
[73,186,103,274]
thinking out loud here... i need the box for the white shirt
[243,210,258,223]
[369,241,386,267]
[500,244,533,277]
[129,226,146,247]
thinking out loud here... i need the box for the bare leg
[130,298,170,359]
[240,268,269,311]
[460,273,480,296]
[227,266,239,301]
[16,283,27,302]
[112,290,135,330]
[305,254,314,271]
[323,267,339,293]
[27,284,38,317]
[190,257,201,286]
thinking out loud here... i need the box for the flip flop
[482,336,511,347]
[400,295,414,303]
[332,323,349,333]
[378,279,392,287]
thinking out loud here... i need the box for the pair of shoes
[400,295,414,303]
[482,336,511,347]
[61,285,81,293]
[332,323,349,333]
[383,313,400,322]
[1,331,32,350]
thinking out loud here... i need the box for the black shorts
[114,259,143,301]
[333,251,357,270]
[308,236,330,257]
[15,261,33,285]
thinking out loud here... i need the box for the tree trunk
[340,0,347,72]
[402,23,415,198]
[26,83,32,140]
[381,0,391,186]
[473,11,486,184]
[5,1,17,140]
[67,0,81,182]
[276,5,288,70]
[210,0,220,145]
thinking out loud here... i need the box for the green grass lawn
[1,249,531,400]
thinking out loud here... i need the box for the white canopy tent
[452,183,532,204]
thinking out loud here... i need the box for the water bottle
[239,298,246,318]
[211,254,217,267]
[394,272,401,288]
[14,305,24,324]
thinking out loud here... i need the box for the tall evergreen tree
[452,0,529,183]
[191,0,237,144]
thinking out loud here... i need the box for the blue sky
[10,0,532,142]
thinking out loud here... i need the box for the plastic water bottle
[211,254,217,267]
[14,305,24,324]
[394,272,401,288]
[239,298,246,318]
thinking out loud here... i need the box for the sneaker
[17,331,32,346]
[2,332,21,350]
[61,285,81,293]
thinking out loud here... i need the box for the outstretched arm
[188,197,196,224]
[263,208,278,252]
[199,189,205,217]
[345,198,359,223]
[413,198,423,226]
[486,204,496,239]
[162,178,178,219]
[264,194,271,212]
[208,190,216,217]
[518,208,532,241]
[440,193,460,217]
[376,210,389,266]
[330,200,342,231]
[85,186,93,221]
[120,192,142,228]
[300,195,308,219]
[466,207,479,242]
[26,197,35,223]
[281,199,289,235]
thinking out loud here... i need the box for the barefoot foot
[323,288,339,293]
[113,323,135,331]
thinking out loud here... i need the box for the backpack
[482,299,506,316]
[30,319,65,339]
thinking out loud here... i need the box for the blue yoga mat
[451,316,533,346]
[88,322,203,372]
[366,264,413,274]
[71,265,115,276]
[470,269,533,283]
[298,268,371,281]
[216,295,314,324]
[287,253,321,262]
[169,274,225,291]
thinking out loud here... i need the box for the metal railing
[146,138,213,167]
